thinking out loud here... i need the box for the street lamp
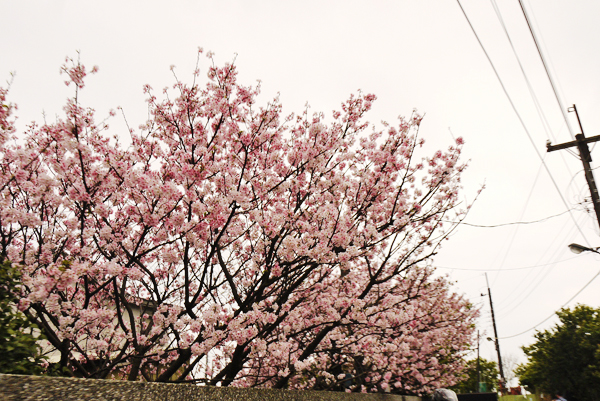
[484,336,505,393]
[568,243,600,255]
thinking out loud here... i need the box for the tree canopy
[517,304,600,401]
[0,260,47,375]
[0,52,476,394]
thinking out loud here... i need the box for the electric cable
[456,0,597,343]
[435,254,580,272]
[518,0,577,140]
[490,159,543,288]
[500,267,600,339]
[490,0,584,200]
[455,0,591,248]
[460,209,573,228]
[457,209,571,228]
[496,212,586,316]
[518,0,588,205]
[490,0,555,144]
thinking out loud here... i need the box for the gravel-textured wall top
[0,374,422,401]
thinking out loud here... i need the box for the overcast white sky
[2,0,600,380]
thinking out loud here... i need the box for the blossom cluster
[0,53,476,392]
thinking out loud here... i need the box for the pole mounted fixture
[568,243,600,255]
[547,105,600,229]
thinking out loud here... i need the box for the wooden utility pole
[476,330,482,392]
[485,273,505,391]
[547,104,600,229]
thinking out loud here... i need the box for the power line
[436,254,580,272]
[455,0,591,247]
[447,209,571,228]
[490,0,584,200]
[491,159,545,288]
[455,0,599,342]
[487,3,593,293]
[490,0,555,143]
[500,268,600,339]
[458,1,596,317]
[490,160,549,289]
[518,0,577,140]
[495,212,584,315]
[519,0,587,197]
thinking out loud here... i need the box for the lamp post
[485,274,505,392]
[476,330,482,393]
[568,243,600,255]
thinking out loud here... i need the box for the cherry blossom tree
[0,51,477,394]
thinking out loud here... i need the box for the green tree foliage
[516,305,600,401]
[450,357,498,394]
[0,260,47,374]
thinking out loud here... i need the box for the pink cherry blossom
[0,53,476,393]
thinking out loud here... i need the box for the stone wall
[0,374,423,401]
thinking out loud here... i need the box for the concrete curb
[0,374,422,401]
